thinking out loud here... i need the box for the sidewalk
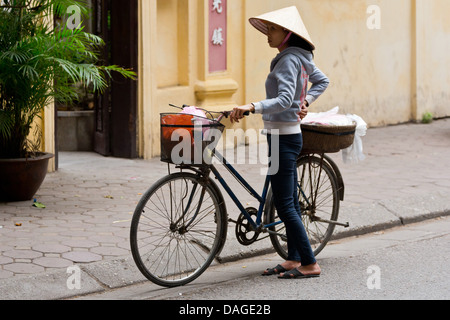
[1,118,449,300]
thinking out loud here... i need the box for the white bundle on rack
[303,107,367,164]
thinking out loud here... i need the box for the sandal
[277,268,320,279]
[261,264,287,276]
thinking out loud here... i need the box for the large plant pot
[0,153,54,202]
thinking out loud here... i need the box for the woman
[230,6,329,279]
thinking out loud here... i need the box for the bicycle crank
[234,207,261,246]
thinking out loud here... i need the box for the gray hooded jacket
[253,47,329,135]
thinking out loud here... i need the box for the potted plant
[0,0,136,202]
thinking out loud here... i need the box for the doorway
[93,0,138,158]
[55,0,138,169]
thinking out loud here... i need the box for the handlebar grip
[222,110,251,119]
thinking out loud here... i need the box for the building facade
[41,0,450,171]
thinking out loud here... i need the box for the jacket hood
[272,47,315,75]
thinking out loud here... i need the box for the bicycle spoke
[130,172,227,287]
[267,155,339,258]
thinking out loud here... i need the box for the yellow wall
[413,0,450,120]
[245,0,450,126]
[136,0,450,159]
[246,0,409,126]
[139,0,244,159]
[41,0,450,163]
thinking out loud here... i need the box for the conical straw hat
[249,6,315,50]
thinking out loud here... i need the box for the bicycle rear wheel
[266,155,340,258]
[130,172,227,287]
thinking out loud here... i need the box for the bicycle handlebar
[169,104,250,122]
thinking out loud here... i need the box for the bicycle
[130,105,353,287]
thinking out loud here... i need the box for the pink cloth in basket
[180,106,210,135]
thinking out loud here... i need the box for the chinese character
[212,28,224,46]
[212,0,223,14]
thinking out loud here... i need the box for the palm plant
[0,0,136,158]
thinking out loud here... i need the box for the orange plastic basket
[160,113,225,165]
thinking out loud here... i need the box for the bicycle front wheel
[130,172,227,287]
[266,155,340,258]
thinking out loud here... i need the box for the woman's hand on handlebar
[230,104,255,123]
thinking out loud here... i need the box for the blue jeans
[267,133,316,265]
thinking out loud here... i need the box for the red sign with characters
[209,0,227,73]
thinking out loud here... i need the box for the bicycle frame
[206,149,281,231]
[130,107,349,288]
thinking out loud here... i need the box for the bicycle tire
[265,155,340,258]
[130,172,228,287]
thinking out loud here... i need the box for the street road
[76,216,450,301]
